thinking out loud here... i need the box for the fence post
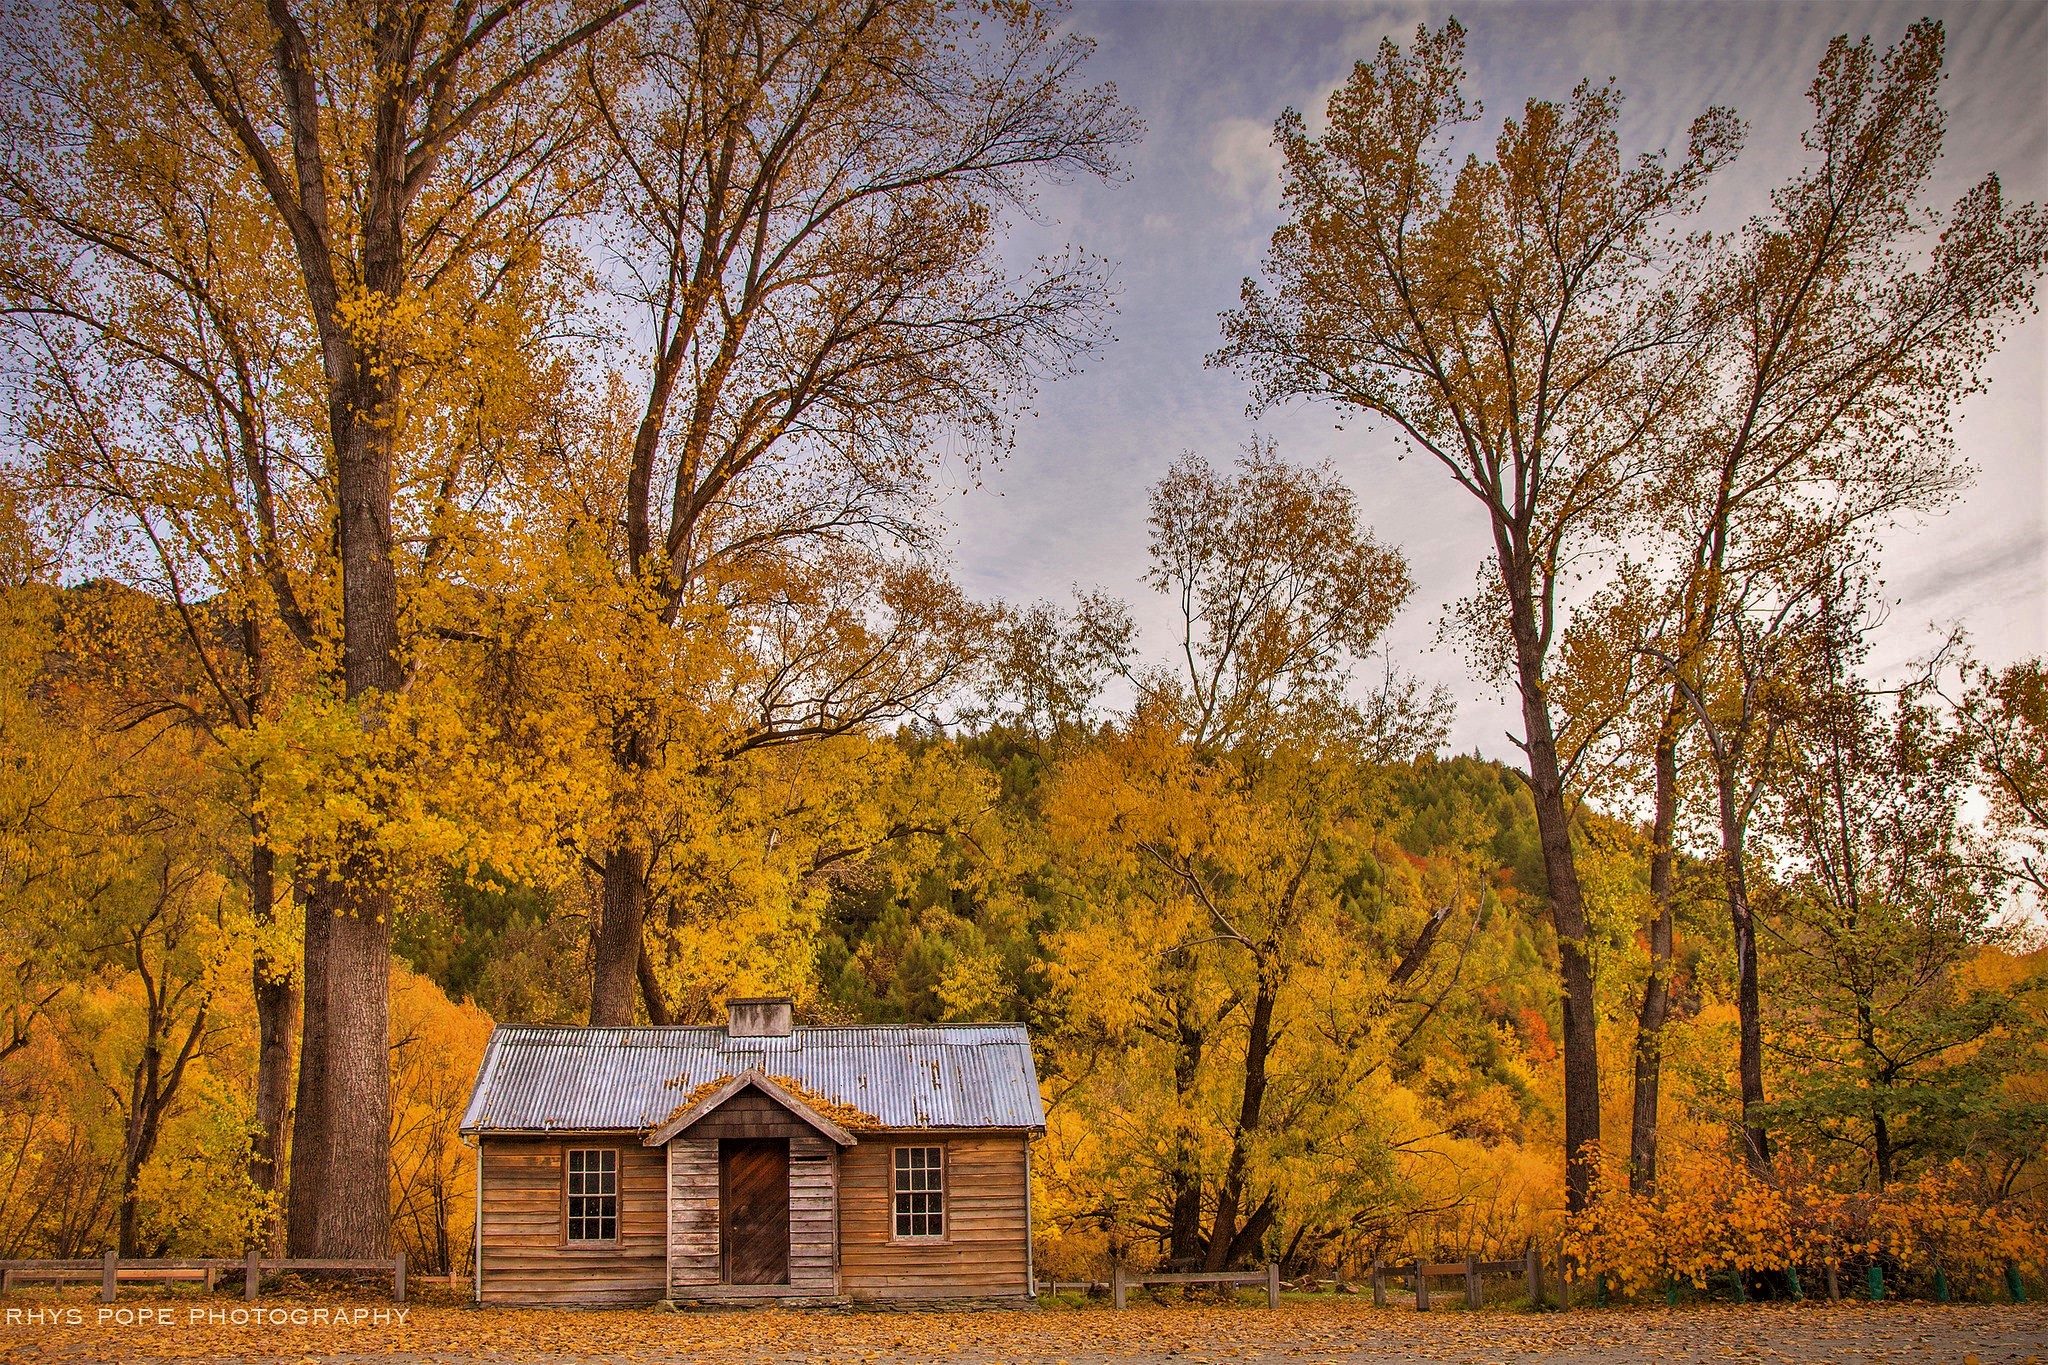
[245,1249,260,1302]
[1525,1241,1540,1308]
[1111,1262,1126,1311]
[100,1251,116,1303]
[1414,1260,1429,1311]
[1371,1260,1385,1308]
[1267,1262,1281,1310]
[394,1251,407,1304]
[1466,1255,1482,1308]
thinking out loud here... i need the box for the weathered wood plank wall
[481,1115,1032,1305]
[789,1134,837,1291]
[476,1137,664,1306]
[839,1131,1030,1302]
[666,1135,719,1288]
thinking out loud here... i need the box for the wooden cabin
[458,999,1045,1307]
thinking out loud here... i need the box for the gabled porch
[646,1069,856,1301]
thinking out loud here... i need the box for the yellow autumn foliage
[389,966,493,1276]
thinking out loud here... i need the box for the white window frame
[891,1144,947,1243]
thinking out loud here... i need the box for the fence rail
[1108,1263,1282,1309]
[1047,1242,2037,1315]
[1368,1244,1545,1310]
[1033,1278,1110,1297]
[0,1252,406,1303]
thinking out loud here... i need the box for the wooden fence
[1045,1242,2039,1313]
[1369,1245,1542,1310]
[0,1251,406,1303]
[1033,1277,1110,1297]
[1100,1264,1283,1309]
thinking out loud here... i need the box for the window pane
[566,1150,619,1242]
[892,1147,944,1238]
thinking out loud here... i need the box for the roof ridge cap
[481,1019,1032,1039]
[493,1021,1031,1033]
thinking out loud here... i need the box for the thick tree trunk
[1222,1196,1275,1268]
[285,392,402,1258]
[1715,774,1770,1174]
[1628,701,1683,1193]
[1503,573,1602,1211]
[316,874,392,1256]
[592,728,655,1027]
[249,835,298,1252]
[276,223,404,1248]
[257,4,409,1249]
[289,865,393,1257]
[593,843,649,1026]
[1205,965,1276,1269]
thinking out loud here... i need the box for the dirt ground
[1,1292,2044,1364]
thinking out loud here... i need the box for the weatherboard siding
[666,1135,720,1288]
[788,1134,839,1291]
[839,1131,1032,1301]
[477,1136,666,1306]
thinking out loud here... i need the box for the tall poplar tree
[1638,18,2046,1173]
[1215,20,1739,1209]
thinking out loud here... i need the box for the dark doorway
[719,1138,790,1285]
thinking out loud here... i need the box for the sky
[939,0,2048,758]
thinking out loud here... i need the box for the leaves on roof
[656,1071,883,1133]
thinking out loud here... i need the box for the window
[893,1146,944,1239]
[565,1148,618,1243]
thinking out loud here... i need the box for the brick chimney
[726,996,794,1037]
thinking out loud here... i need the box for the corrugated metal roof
[460,1024,1045,1135]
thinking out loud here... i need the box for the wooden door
[719,1138,790,1285]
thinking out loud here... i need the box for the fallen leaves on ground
[1,1293,2045,1365]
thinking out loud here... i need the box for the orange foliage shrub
[1563,1148,2045,1297]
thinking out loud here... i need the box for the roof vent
[727,996,794,1037]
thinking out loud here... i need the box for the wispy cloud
[1897,527,2045,604]
[1207,116,1282,204]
